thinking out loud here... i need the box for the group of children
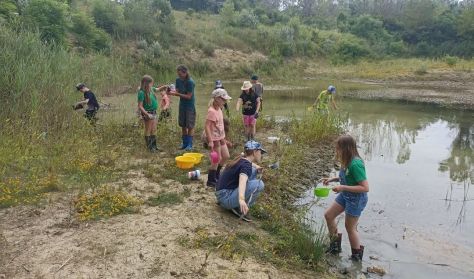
[73,68,369,262]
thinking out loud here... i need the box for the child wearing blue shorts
[323,135,369,261]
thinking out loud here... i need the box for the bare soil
[0,149,337,279]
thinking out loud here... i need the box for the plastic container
[175,156,197,169]
[188,170,201,180]
[314,187,331,198]
[209,150,220,164]
[183,153,204,164]
[267,136,280,144]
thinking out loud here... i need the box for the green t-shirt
[175,77,195,110]
[317,90,332,110]
[345,158,367,186]
[137,87,158,111]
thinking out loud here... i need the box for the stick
[56,256,73,273]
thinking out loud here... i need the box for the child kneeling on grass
[215,141,266,222]
[323,135,369,261]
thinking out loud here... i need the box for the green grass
[146,192,184,207]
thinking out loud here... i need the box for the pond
[102,80,473,278]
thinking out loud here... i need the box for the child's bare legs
[219,140,230,165]
[345,215,361,249]
[150,118,157,136]
[210,142,221,171]
[244,124,251,140]
[250,123,256,139]
[324,202,344,237]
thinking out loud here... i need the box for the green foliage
[0,0,17,20]
[23,0,68,45]
[70,11,112,52]
[91,0,125,36]
[444,55,458,66]
[332,37,372,64]
[220,0,236,26]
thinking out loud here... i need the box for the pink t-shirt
[207,106,225,141]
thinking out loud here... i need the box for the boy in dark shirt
[74,83,100,122]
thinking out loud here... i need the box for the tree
[70,11,112,51]
[220,0,236,26]
[23,0,68,45]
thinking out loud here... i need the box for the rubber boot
[351,245,364,261]
[145,136,151,150]
[207,170,217,188]
[180,135,187,150]
[150,135,160,152]
[327,233,342,254]
[185,135,193,151]
[216,165,223,182]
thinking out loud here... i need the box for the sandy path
[0,168,329,279]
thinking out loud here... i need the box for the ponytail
[140,75,154,105]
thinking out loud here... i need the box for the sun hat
[328,85,336,93]
[241,81,253,91]
[251,75,258,81]
[215,80,224,89]
[212,88,232,100]
[76,83,86,91]
[244,140,267,154]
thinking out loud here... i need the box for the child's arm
[255,97,261,114]
[153,85,168,92]
[333,180,369,193]
[205,119,214,149]
[322,177,339,185]
[236,98,242,111]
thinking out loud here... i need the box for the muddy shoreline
[343,73,474,110]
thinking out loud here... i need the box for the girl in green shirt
[137,75,168,152]
[322,135,369,261]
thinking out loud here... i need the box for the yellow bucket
[183,153,204,164]
[175,156,197,169]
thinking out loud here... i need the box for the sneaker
[230,208,252,222]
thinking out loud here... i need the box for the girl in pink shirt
[205,88,232,187]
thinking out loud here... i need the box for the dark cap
[251,75,258,80]
[76,83,86,91]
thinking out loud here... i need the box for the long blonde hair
[140,75,153,105]
[336,135,361,168]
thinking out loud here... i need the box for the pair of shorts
[84,109,98,121]
[141,110,157,120]
[335,191,368,217]
[178,108,196,129]
[243,115,256,126]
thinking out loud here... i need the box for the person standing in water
[236,81,260,141]
[312,85,338,113]
[323,135,369,261]
[137,75,168,152]
[74,83,100,123]
[205,88,232,187]
[250,75,264,112]
[168,65,196,151]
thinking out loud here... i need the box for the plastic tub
[183,153,204,164]
[175,156,197,169]
[314,187,331,198]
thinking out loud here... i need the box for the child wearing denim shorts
[323,135,369,261]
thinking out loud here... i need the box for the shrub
[444,55,458,66]
[91,0,125,36]
[414,64,428,75]
[23,0,68,45]
[70,12,112,52]
[137,39,148,49]
[202,42,215,57]
[331,38,371,64]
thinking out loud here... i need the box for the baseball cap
[212,88,232,100]
[328,85,336,93]
[251,75,258,80]
[244,140,267,154]
[76,83,86,91]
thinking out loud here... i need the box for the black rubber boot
[145,136,151,150]
[207,170,217,188]
[150,135,160,152]
[327,233,342,254]
[351,245,364,261]
[216,165,223,181]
